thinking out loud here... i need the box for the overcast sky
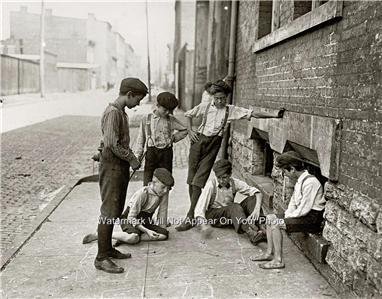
[1,0,176,76]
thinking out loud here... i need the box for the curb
[0,169,146,271]
[1,176,86,270]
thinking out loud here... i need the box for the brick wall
[232,0,381,296]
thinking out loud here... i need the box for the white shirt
[194,177,260,220]
[184,102,252,137]
[284,170,326,218]
[127,185,168,226]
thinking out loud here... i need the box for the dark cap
[210,79,232,95]
[119,78,148,95]
[213,159,232,177]
[275,151,304,169]
[153,168,174,187]
[157,92,178,112]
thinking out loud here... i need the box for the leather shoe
[175,218,194,232]
[108,248,131,259]
[247,230,267,245]
[94,257,124,274]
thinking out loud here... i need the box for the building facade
[3,6,140,94]
[189,0,381,296]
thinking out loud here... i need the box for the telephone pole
[145,0,152,102]
[39,0,45,98]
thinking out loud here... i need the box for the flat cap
[213,159,232,177]
[153,168,174,187]
[120,78,148,95]
[275,151,304,168]
[209,79,232,95]
[157,92,178,112]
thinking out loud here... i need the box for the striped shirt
[100,103,135,164]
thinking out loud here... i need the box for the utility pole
[145,0,152,102]
[39,0,45,98]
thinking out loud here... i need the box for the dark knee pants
[144,146,173,186]
[99,162,130,220]
[120,207,169,241]
[187,134,222,188]
[205,196,263,233]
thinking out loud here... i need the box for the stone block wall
[231,0,382,295]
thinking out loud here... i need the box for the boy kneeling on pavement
[251,151,326,269]
[194,159,267,244]
[83,169,174,259]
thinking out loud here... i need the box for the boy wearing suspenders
[194,159,266,244]
[135,92,187,186]
[176,79,285,231]
[251,151,326,269]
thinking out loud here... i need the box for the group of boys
[83,77,326,274]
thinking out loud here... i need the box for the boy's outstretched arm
[251,108,285,119]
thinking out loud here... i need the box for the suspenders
[201,103,230,136]
[146,113,172,147]
[209,178,237,208]
[299,174,316,196]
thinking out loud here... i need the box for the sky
[1,0,176,78]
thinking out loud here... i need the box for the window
[257,0,273,39]
[293,0,312,19]
[254,0,343,52]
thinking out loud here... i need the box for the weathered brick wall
[232,0,381,296]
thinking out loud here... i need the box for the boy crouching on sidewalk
[176,79,285,231]
[83,168,174,245]
[194,159,267,244]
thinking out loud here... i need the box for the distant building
[1,6,142,94]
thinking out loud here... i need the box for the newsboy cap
[275,151,304,168]
[119,78,148,95]
[153,168,174,187]
[157,92,178,112]
[213,159,232,177]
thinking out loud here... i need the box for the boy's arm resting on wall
[251,108,286,119]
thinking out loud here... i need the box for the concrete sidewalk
[0,167,336,298]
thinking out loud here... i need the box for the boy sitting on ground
[83,168,174,245]
[194,159,267,244]
[251,151,326,269]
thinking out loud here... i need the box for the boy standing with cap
[135,92,187,186]
[176,79,285,231]
[83,168,175,245]
[94,77,148,274]
[194,159,266,244]
[251,151,326,269]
